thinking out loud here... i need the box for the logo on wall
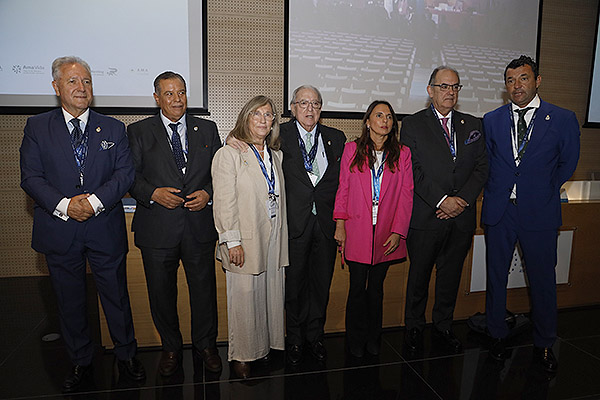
[12,65,21,74]
[107,67,118,76]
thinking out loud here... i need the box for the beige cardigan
[211,145,289,275]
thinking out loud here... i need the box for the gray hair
[290,85,323,105]
[428,65,460,85]
[51,56,91,81]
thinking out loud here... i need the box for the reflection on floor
[1,276,599,399]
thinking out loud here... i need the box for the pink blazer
[333,141,413,265]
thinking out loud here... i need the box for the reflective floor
[1,276,599,399]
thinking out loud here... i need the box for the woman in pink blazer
[334,100,413,357]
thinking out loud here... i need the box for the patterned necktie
[516,107,533,159]
[71,118,83,147]
[169,123,186,171]
[305,132,320,178]
[306,132,320,214]
[70,118,87,170]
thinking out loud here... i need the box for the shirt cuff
[226,240,242,249]
[436,195,448,209]
[87,194,105,216]
[53,197,71,221]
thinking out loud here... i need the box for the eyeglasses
[250,111,276,121]
[293,100,322,110]
[430,83,463,92]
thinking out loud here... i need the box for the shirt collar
[295,120,317,138]
[433,107,453,121]
[61,108,89,131]
[512,94,541,112]
[160,111,186,131]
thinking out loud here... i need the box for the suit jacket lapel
[520,101,551,166]
[425,107,455,163]
[52,109,80,175]
[287,122,316,187]
[83,110,102,173]
[495,104,516,167]
[240,149,269,218]
[151,114,183,175]
[184,115,198,178]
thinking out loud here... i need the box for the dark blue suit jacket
[482,100,580,230]
[20,108,134,255]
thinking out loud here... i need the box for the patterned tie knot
[516,107,533,119]
[70,118,83,144]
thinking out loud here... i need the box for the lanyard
[371,152,386,203]
[249,144,276,196]
[297,128,320,173]
[509,107,538,163]
[431,104,456,159]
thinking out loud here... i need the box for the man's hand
[226,134,249,152]
[151,187,184,209]
[67,193,94,222]
[184,190,210,211]
[437,196,468,219]
[229,245,245,267]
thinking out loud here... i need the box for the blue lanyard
[509,107,538,161]
[371,152,386,203]
[249,144,276,196]
[431,104,455,159]
[297,128,320,173]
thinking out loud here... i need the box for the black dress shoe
[118,357,146,381]
[310,341,327,362]
[231,360,251,379]
[489,338,507,361]
[159,350,181,377]
[405,328,422,351]
[348,343,364,358]
[193,346,222,373]
[62,364,92,393]
[366,340,380,356]
[533,346,558,372]
[287,344,303,365]
[433,329,463,353]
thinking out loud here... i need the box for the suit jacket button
[75,184,81,189]
[515,172,520,177]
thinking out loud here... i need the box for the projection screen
[286,0,542,118]
[0,0,207,114]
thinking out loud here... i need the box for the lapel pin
[194,126,198,131]
[327,140,331,145]
[96,127,101,132]
[545,115,550,120]
[243,160,248,166]
[460,119,464,124]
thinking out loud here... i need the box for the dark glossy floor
[1,276,600,400]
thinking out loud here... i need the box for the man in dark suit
[282,86,346,365]
[127,72,222,376]
[402,66,488,353]
[20,56,145,393]
[483,56,580,372]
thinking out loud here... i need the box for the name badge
[372,202,379,225]
[268,196,278,219]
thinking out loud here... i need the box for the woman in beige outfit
[211,96,288,379]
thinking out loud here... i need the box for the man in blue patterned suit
[20,56,144,393]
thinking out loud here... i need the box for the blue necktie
[169,123,186,171]
[70,118,87,170]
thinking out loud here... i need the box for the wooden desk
[100,200,600,347]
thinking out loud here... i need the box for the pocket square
[464,130,482,145]
[100,140,115,150]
